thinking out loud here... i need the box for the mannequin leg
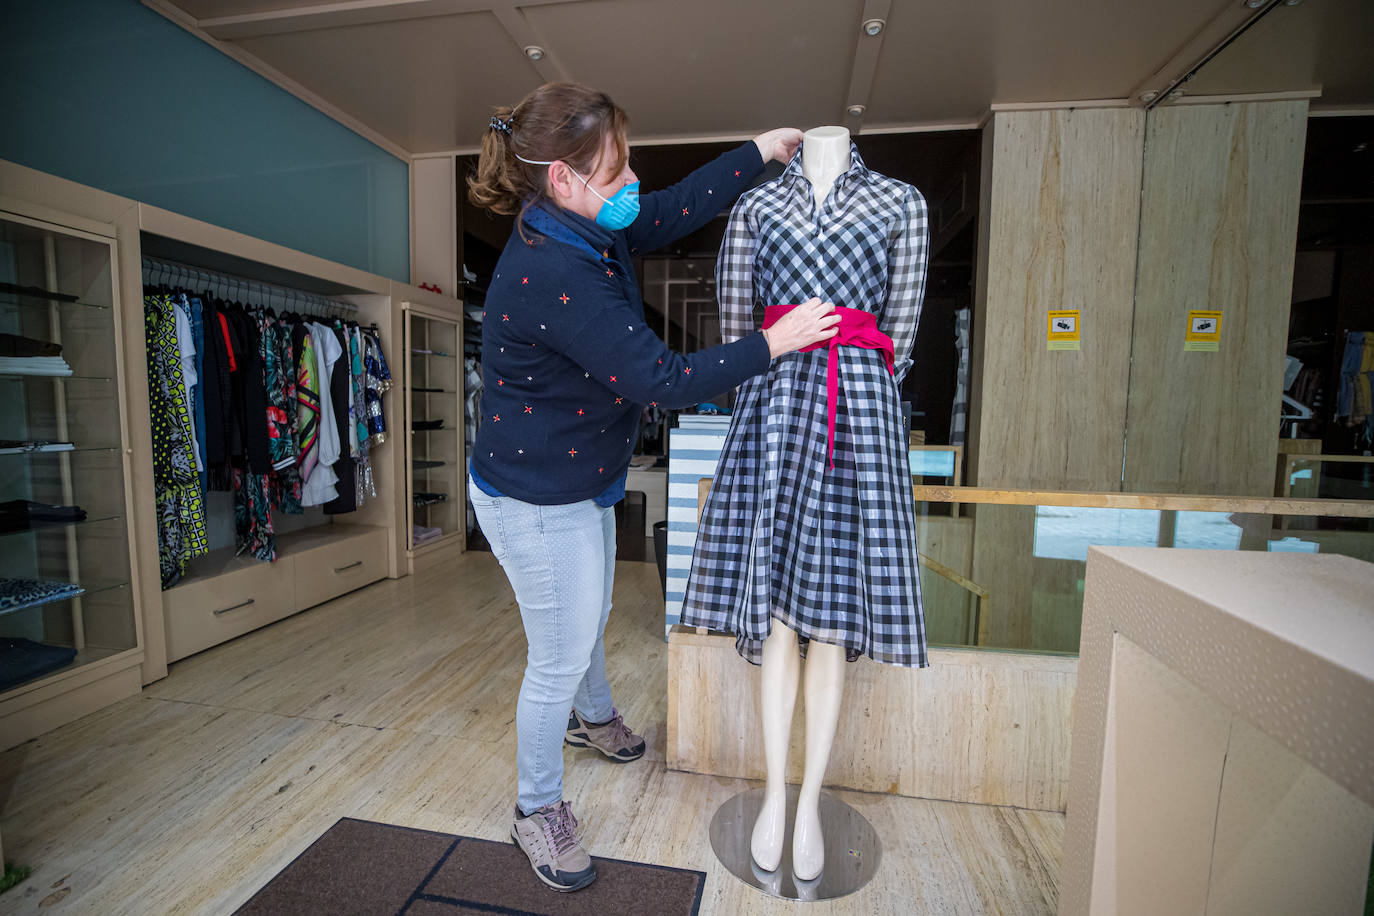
[751,621,801,871]
[791,640,846,881]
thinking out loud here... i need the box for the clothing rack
[140,255,359,318]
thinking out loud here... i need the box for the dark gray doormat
[235,817,707,915]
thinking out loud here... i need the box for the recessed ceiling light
[1244,0,1265,8]
[862,18,885,36]
[1139,89,1160,103]
[846,104,866,117]
[524,46,546,61]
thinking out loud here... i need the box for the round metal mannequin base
[707,785,881,902]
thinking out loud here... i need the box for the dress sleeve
[716,195,759,345]
[881,184,930,385]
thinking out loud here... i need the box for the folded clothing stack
[0,499,88,533]
[413,524,444,545]
[0,637,79,691]
[0,577,86,615]
[0,332,72,376]
[0,440,74,455]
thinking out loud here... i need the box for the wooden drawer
[163,556,296,662]
[293,526,388,611]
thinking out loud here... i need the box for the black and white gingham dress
[681,144,930,668]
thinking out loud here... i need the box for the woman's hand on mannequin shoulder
[753,128,804,165]
[761,298,840,359]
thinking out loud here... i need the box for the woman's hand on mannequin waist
[761,298,840,359]
[753,128,804,165]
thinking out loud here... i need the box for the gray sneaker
[565,708,647,762]
[511,801,596,892]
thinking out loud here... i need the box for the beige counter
[1061,548,1374,916]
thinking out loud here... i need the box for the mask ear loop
[517,153,613,206]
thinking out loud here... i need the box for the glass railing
[913,487,1374,654]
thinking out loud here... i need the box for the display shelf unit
[0,204,147,751]
[403,295,466,559]
[133,203,408,666]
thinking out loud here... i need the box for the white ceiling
[147,0,1374,158]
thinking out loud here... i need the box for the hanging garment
[268,314,303,514]
[323,323,357,514]
[681,142,930,669]
[188,296,209,491]
[171,295,202,475]
[950,307,971,448]
[301,321,343,506]
[145,293,209,587]
[363,329,392,445]
[348,324,374,503]
[1357,333,1374,425]
[294,321,321,482]
[233,467,275,561]
[261,313,297,473]
[201,301,235,490]
[224,307,275,560]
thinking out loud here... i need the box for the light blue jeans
[468,475,617,812]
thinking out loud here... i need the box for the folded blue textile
[0,577,86,614]
[0,637,79,691]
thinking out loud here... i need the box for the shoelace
[544,801,580,856]
[600,708,634,749]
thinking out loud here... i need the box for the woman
[466,81,838,893]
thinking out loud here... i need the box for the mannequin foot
[791,796,825,881]
[750,789,787,872]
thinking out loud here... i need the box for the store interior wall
[0,0,410,282]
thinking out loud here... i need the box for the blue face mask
[516,153,640,230]
[582,178,640,231]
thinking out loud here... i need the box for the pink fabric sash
[763,305,895,470]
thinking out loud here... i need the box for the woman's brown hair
[468,82,629,230]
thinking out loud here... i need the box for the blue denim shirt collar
[523,202,613,260]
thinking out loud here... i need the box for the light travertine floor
[0,550,1062,914]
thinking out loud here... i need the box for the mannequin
[682,118,930,882]
[749,124,851,882]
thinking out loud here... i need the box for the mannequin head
[801,125,851,205]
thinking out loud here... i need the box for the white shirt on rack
[301,322,343,506]
[172,299,201,473]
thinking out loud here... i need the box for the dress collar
[781,140,870,189]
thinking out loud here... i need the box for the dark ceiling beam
[842,0,890,133]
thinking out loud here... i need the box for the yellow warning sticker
[1185,310,1222,352]
[1047,310,1080,351]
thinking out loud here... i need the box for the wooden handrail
[697,477,1374,518]
[910,485,1374,517]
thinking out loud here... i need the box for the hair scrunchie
[489,115,512,135]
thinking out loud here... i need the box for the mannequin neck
[802,126,851,207]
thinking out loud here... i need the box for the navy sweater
[470,142,772,505]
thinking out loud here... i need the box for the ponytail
[468,105,522,216]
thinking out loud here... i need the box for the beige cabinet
[0,206,147,751]
[404,301,466,557]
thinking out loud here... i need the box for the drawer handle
[334,560,363,573]
[213,598,256,615]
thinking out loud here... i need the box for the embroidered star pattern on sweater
[470,142,772,505]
